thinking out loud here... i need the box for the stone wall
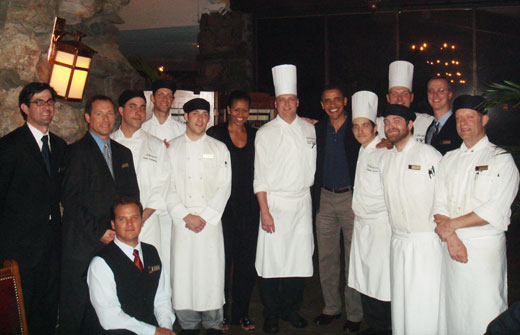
[0,0,143,143]
[198,11,254,92]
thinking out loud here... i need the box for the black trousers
[259,277,305,320]
[360,293,392,331]
[16,232,60,335]
[60,258,93,334]
[222,214,258,322]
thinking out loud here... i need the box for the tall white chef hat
[272,64,297,97]
[352,90,378,123]
[388,60,414,91]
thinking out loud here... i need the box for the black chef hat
[183,98,210,114]
[152,80,177,95]
[453,95,487,114]
[383,104,416,122]
[118,90,146,108]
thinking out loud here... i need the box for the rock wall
[0,0,143,143]
[198,11,254,92]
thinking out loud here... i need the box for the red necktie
[133,249,144,272]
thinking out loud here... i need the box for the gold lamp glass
[47,17,97,101]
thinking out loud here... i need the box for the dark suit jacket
[0,124,66,269]
[427,113,462,155]
[313,116,360,212]
[61,132,139,263]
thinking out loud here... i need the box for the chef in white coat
[348,91,392,334]
[432,95,519,335]
[376,61,434,144]
[166,98,231,335]
[380,104,442,335]
[254,64,316,334]
[142,79,186,143]
[111,90,171,263]
[142,79,186,280]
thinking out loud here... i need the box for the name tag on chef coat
[306,137,316,148]
[203,153,214,159]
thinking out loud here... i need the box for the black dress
[207,123,259,322]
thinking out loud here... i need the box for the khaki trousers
[316,188,363,322]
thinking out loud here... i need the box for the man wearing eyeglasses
[0,82,66,335]
[424,77,462,155]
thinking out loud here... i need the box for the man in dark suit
[313,84,363,332]
[60,95,140,334]
[425,77,462,154]
[0,82,66,335]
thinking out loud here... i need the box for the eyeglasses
[30,99,56,107]
[427,88,450,95]
[389,91,411,98]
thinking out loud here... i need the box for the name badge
[441,140,451,145]
[121,163,129,168]
[408,164,421,170]
[148,265,161,274]
[203,153,214,159]
[306,137,316,148]
[475,165,488,172]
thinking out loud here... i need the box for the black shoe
[206,329,222,335]
[282,312,308,328]
[313,313,341,325]
[263,318,279,334]
[343,320,362,333]
[179,330,200,335]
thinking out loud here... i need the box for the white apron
[158,213,172,278]
[255,189,314,278]
[171,216,225,311]
[139,213,161,252]
[348,215,392,301]
[391,231,442,335]
[438,233,507,335]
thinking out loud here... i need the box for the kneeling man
[87,197,176,335]
[433,95,519,335]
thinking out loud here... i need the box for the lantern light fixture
[47,17,97,101]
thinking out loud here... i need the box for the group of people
[0,58,518,335]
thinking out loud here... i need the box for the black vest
[95,241,162,333]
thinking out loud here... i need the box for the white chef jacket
[380,137,442,335]
[381,138,442,233]
[254,115,316,278]
[166,133,231,311]
[433,135,520,335]
[377,112,435,144]
[142,112,186,142]
[348,135,392,301]
[111,129,171,251]
[87,237,176,335]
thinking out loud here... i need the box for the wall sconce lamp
[47,17,97,101]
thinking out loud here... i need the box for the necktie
[103,142,114,178]
[427,120,440,144]
[41,135,51,175]
[133,249,144,272]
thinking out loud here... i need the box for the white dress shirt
[87,237,176,334]
[142,113,186,142]
[27,121,50,151]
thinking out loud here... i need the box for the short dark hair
[321,83,346,100]
[111,197,143,221]
[18,82,57,120]
[427,77,451,91]
[85,95,114,115]
[227,90,251,108]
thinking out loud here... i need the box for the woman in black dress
[207,91,259,331]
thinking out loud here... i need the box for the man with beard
[312,84,363,333]
[376,61,434,144]
[380,104,442,335]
